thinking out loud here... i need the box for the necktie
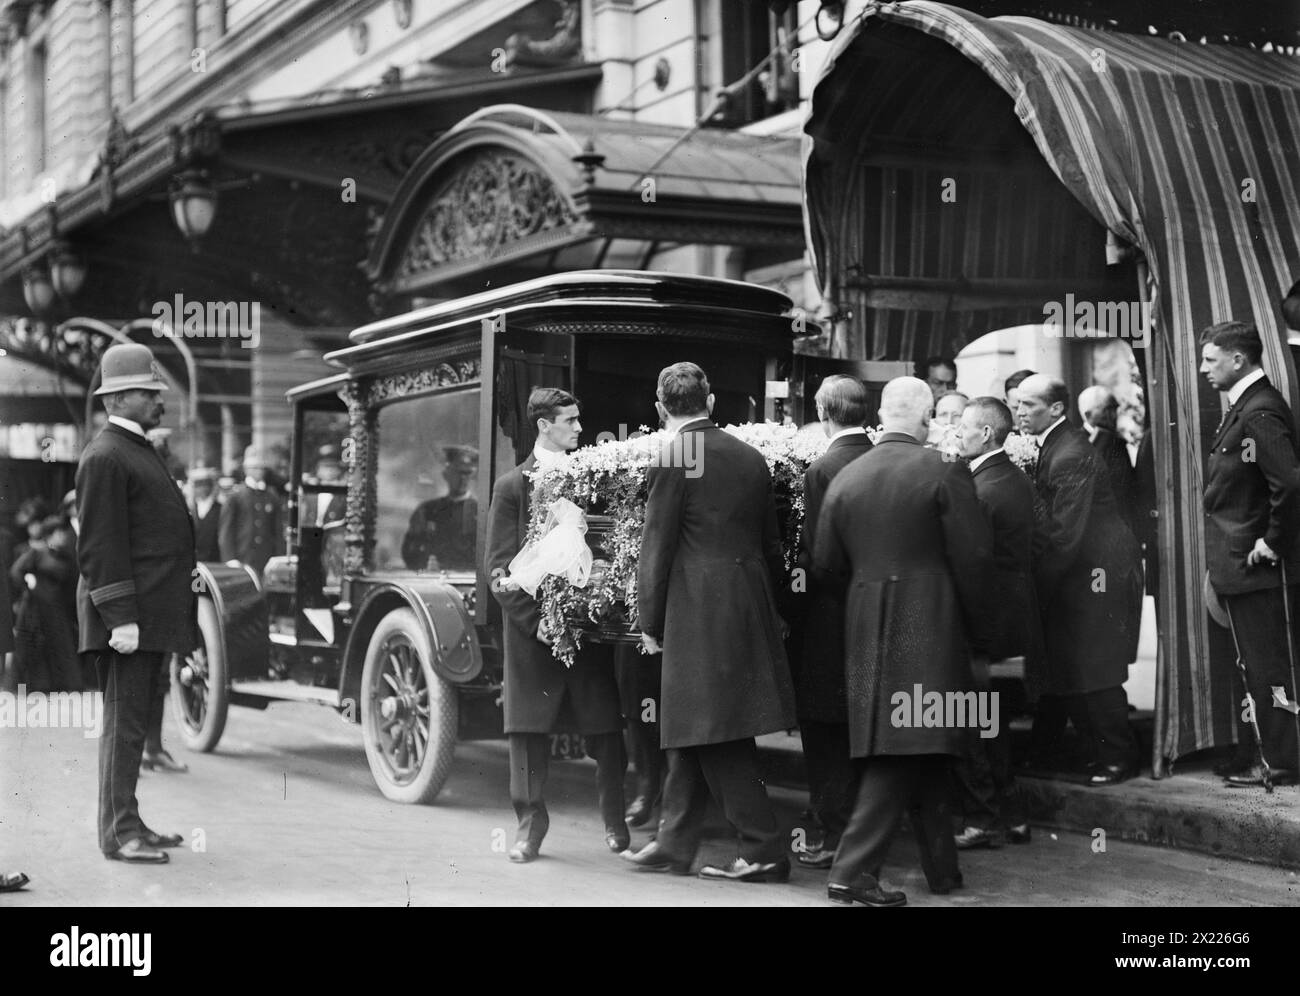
[1216,404,1233,433]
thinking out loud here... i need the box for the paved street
[2,696,1298,907]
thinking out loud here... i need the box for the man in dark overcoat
[1200,321,1300,786]
[219,445,284,575]
[625,362,796,882]
[1016,374,1142,785]
[77,343,195,863]
[952,397,1038,848]
[1079,385,1138,538]
[485,387,627,862]
[793,375,872,869]
[813,376,993,907]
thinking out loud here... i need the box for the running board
[229,680,341,708]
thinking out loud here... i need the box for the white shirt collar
[107,415,147,438]
[1034,416,1067,447]
[1084,422,1100,443]
[195,494,215,517]
[1227,367,1266,407]
[532,443,567,472]
[969,447,1004,472]
[829,426,867,442]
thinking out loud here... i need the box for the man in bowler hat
[77,343,195,862]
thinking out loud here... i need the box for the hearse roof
[323,270,796,370]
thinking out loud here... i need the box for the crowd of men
[4,313,1296,900]
[487,319,1298,906]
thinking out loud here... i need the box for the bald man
[1016,375,1142,785]
[814,377,993,906]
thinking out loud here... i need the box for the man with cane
[1200,321,1300,788]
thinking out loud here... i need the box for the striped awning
[805,2,1300,773]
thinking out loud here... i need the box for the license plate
[548,733,586,760]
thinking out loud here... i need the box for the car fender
[194,561,268,684]
[339,579,482,714]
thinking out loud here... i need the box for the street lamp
[21,264,56,316]
[169,169,218,248]
[49,242,88,299]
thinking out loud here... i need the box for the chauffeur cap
[93,343,169,396]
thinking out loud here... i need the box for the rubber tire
[169,595,229,753]
[360,608,458,804]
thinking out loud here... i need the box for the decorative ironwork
[502,0,581,71]
[0,316,113,384]
[394,152,579,280]
[341,380,372,577]
[364,360,481,407]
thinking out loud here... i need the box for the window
[703,0,800,127]
[28,40,47,175]
[374,390,482,574]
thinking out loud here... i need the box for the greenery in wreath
[524,423,830,667]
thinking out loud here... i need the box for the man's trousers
[830,754,960,891]
[655,739,783,864]
[508,731,628,846]
[94,649,165,854]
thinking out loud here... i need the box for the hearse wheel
[169,596,229,752]
[360,608,458,804]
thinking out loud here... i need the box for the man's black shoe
[827,882,906,907]
[625,795,656,828]
[698,857,790,882]
[605,830,631,854]
[1087,763,1136,786]
[508,841,540,863]
[142,829,183,849]
[623,841,691,875]
[1005,823,1032,844]
[795,847,835,869]
[954,826,1002,849]
[106,839,169,864]
[1225,766,1297,787]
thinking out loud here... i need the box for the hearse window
[374,388,481,573]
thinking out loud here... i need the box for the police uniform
[76,344,196,860]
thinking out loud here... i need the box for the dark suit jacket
[970,450,1039,664]
[1091,426,1137,534]
[191,497,222,562]
[219,483,284,574]
[75,423,197,654]
[1031,421,1142,693]
[1203,374,1300,595]
[485,454,620,735]
[638,420,796,748]
[813,432,993,758]
[796,430,873,723]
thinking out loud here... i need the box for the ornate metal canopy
[366,105,806,303]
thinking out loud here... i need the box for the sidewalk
[756,726,1300,871]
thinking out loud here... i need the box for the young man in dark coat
[485,388,628,862]
[1016,374,1142,785]
[793,375,873,870]
[952,397,1038,849]
[76,343,195,863]
[813,376,993,907]
[219,445,284,576]
[1200,321,1300,786]
[188,465,223,563]
[625,362,796,882]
